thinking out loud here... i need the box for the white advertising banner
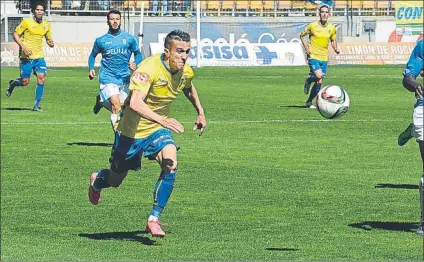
[375,21,422,43]
[150,42,307,67]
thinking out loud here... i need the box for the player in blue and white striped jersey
[397,38,423,235]
[88,9,142,131]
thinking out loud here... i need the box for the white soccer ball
[316,85,350,119]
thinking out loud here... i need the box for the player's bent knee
[109,98,121,114]
[36,74,46,83]
[21,78,30,86]
[111,104,120,114]
[161,158,178,173]
[313,71,322,79]
[107,171,128,187]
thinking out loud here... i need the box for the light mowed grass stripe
[0,119,401,125]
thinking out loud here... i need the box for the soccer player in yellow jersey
[6,2,54,112]
[88,30,207,238]
[300,4,340,108]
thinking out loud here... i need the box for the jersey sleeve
[404,42,424,78]
[131,36,143,65]
[300,23,311,37]
[15,19,27,35]
[330,25,337,41]
[130,36,139,52]
[184,66,195,89]
[88,39,100,70]
[129,65,156,94]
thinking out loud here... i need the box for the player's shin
[307,83,321,103]
[92,169,112,191]
[110,105,122,131]
[150,172,176,218]
[307,74,319,84]
[111,113,119,131]
[34,83,44,107]
[10,78,23,88]
[418,176,424,234]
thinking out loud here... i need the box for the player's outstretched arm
[133,49,143,66]
[12,32,31,56]
[183,84,206,136]
[128,62,137,71]
[129,90,184,133]
[46,39,54,48]
[130,37,143,66]
[403,75,423,97]
[88,40,100,80]
[45,27,54,48]
[128,50,142,71]
[331,39,340,54]
[299,25,311,55]
[300,34,310,55]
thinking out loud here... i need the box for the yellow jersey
[15,17,52,59]
[118,53,194,139]
[300,21,336,61]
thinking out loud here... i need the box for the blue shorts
[308,59,328,78]
[20,58,47,78]
[404,57,423,78]
[109,129,177,173]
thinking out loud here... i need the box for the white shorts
[413,105,423,142]
[99,83,128,112]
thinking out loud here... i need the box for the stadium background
[1,0,422,68]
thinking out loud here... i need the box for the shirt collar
[33,16,42,24]
[108,29,122,36]
[160,53,180,75]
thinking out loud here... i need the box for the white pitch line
[1,121,110,125]
[0,119,400,125]
[244,119,399,123]
[48,69,74,71]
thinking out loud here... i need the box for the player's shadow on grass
[375,184,419,189]
[79,230,158,245]
[67,142,113,147]
[265,247,299,252]
[2,107,33,111]
[348,221,419,233]
[279,105,309,109]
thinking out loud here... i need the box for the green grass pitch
[1,65,423,260]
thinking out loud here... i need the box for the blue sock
[92,169,111,191]
[10,78,23,88]
[307,83,321,103]
[151,172,176,218]
[34,84,44,108]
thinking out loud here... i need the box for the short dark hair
[31,1,46,13]
[164,30,191,49]
[319,4,330,12]
[107,9,121,21]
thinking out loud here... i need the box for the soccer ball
[316,85,350,119]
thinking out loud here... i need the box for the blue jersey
[404,39,424,79]
[88,30,142,85]
[404,39,424,107]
